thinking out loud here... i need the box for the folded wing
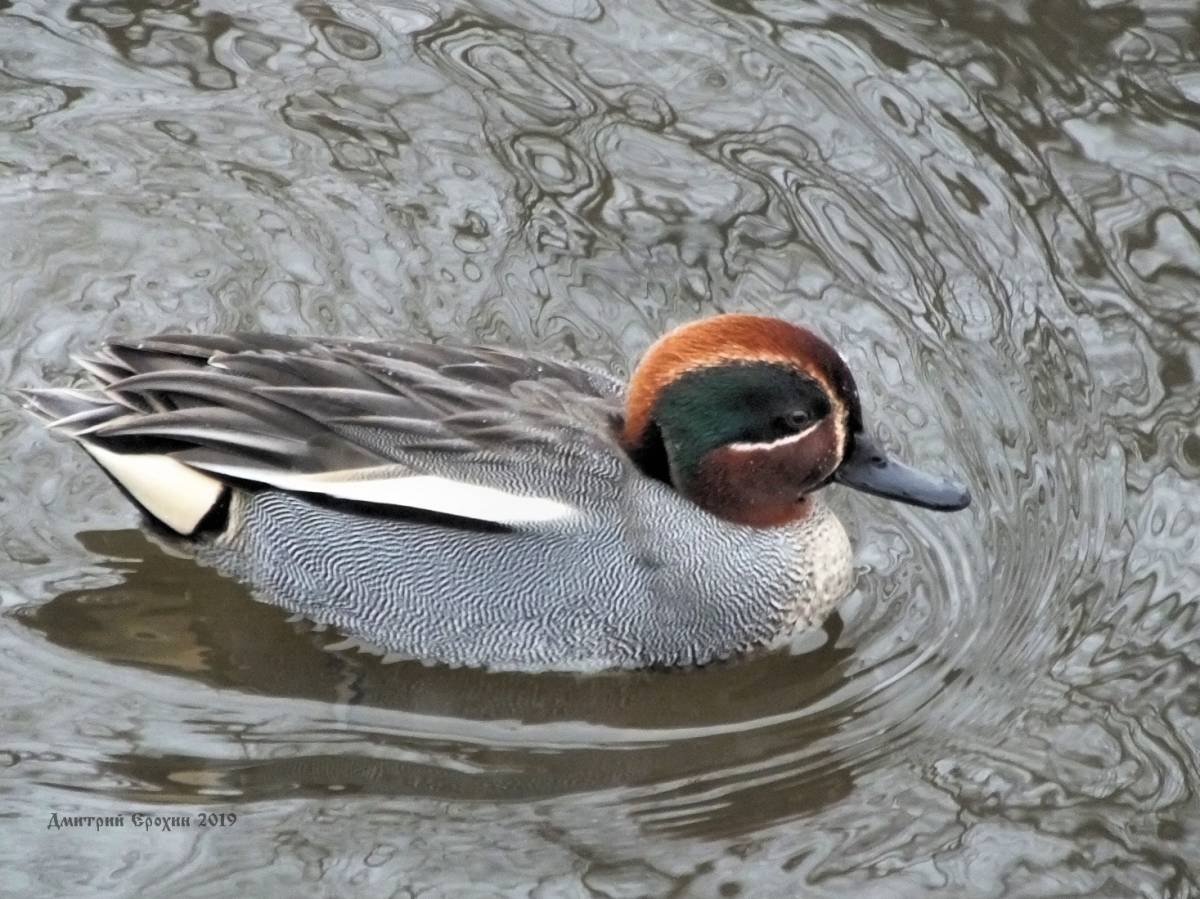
[22,333,631,534]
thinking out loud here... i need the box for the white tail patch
[82,443,225,536]
[727,422,820,453]
[185,462,575,526]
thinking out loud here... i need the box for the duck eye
[783,410,812,431]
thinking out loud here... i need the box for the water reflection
[24,529,858,837]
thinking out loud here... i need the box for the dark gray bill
[833,432,971,511]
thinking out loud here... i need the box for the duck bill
[833,432,970,511]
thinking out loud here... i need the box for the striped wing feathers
[23,335,628,533]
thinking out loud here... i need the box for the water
[1,0,1198,895]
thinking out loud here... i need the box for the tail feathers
[15,387,227,536]
[74,348,135,386]
[17,387,120,428]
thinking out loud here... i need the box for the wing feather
[26,332,631,528]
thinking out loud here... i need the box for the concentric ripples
[2,0,1198,895]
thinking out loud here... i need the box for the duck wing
[22,333,631,534]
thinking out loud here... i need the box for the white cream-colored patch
[186,462,576,526]
[726,421,820,453]
[807,509,854,616]
[831,398,849,459]
[774,499,855,642]
[82,443,224,536]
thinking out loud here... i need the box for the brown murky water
[2,0,1198,895]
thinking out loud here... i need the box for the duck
[20,313,970,671]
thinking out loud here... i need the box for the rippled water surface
[2,0,1199,895]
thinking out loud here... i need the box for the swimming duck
[21,314,969,671]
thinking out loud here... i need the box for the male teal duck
[21,314,970,670]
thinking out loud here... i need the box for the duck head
[622,314,971,527]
